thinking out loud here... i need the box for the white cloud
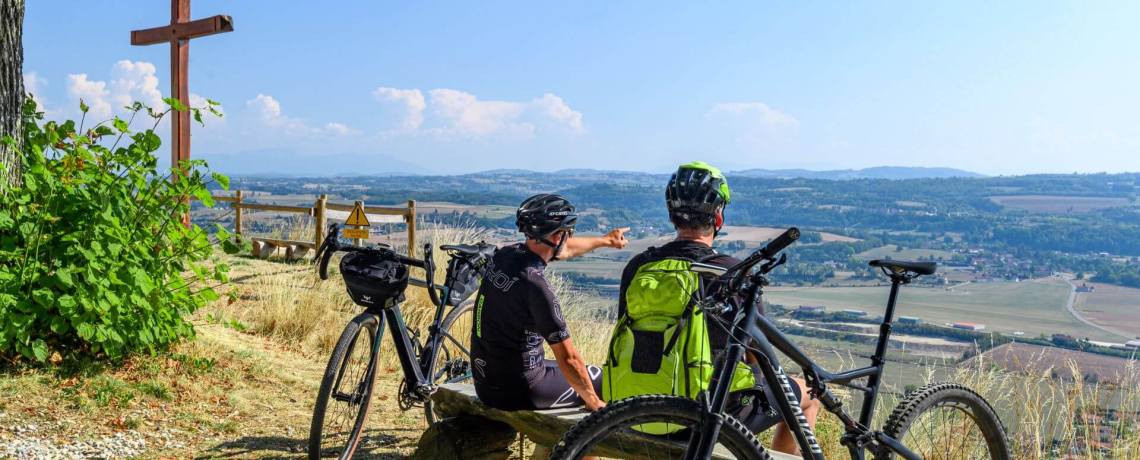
[109,60,163,111]
[66,74,113,119]
[325,122,355,136]
[373,87,585,138]
[531,93,585,134]
[64,60,166,120]
[246,94,315,134]
[428,89,529,137]
[710,102,799,129]
[23,71,47,96]
[246,94,354,137]
[372,87,425,132]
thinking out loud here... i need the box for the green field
[1073,281,1140,338]
[856,244,958,261]
[764,277,1122,342]
[989,194,1133,213]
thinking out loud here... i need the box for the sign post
[343,200,371,244]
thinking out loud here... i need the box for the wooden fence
[192,191,418,258]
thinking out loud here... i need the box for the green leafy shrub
[0,96,241,362]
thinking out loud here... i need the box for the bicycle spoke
[902,405,995,460]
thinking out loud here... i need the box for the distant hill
[471,168,659,176]
[201,150,431,177]
[730,166,985,180]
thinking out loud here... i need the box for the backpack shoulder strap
[694,247,720,263]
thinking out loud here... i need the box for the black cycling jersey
[619,239,748,354]
[471,243,571,392]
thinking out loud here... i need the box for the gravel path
[0,420,187,460]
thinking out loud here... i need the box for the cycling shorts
[475,359,603,411]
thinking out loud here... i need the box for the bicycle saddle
[441,243,495,258]
[868,259,937,276]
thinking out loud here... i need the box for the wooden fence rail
[191,191,417,259]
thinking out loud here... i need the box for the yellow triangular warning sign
[345,203,371,227]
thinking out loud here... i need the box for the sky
[21,0,1140,176]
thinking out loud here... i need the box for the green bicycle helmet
[666,161,731,215]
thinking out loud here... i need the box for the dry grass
[205,220,493,368]
[205,220,1140,459]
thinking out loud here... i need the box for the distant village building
[1125,340,1140,350]
[798,305,826,313]
[1076,283,1096,293]
[952,322,986,331]
[898,316,923,325]
[841,309,868,317]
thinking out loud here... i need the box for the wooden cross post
[131,0,233,174]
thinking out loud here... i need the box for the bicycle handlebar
[710,226,800,298]
[315,224,444,306]
[760,227,800,260]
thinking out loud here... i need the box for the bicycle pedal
[416,383,438,396]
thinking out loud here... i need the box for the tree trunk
[0,0,24,189]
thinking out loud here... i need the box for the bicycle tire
[876,382,1011,460]
[309,313,381,460]
[548,394,771,460]
[423,299,475,424]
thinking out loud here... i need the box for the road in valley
[1059,276,1132,341]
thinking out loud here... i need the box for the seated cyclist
[618,162,819,455]
[471,194,628,412]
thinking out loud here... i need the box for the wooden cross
[130,0,233,172]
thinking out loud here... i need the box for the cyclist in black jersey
[618,162,819,456]
[471,194,628,412]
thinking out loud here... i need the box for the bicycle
[548,227,1011,460]
[307,224,495,460]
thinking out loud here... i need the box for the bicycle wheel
[548,395,770,460]
[309,313,382,460]
[423,299,475,424]
[876,382,1011,460]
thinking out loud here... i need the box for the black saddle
[869,259,937,276]
[441,243,496,258]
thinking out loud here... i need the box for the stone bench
[249,237,314,261]
[415,383,797,460]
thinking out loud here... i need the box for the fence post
[234,190,244,235]
[314,194,327,250]
[407,199,417,258]
[353,200,365,247]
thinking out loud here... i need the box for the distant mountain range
[472,166,986,180]
[205,154,985,181]
[729,166,986,180]
[201,150,431,177]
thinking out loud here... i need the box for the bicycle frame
[687,272,925,460]
[347,278,474,410]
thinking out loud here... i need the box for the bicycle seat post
[857,273,906,429]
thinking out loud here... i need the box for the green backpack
[603,247,754,434]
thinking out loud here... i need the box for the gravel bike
[549,228,1011,460]
[307,224,495,460]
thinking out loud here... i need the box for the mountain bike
[549,228,1011,460]
[307,224,495,460]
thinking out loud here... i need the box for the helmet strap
[537,234,569,261]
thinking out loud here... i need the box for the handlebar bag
[341,252,409,309]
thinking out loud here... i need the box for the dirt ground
[0,325,431,459]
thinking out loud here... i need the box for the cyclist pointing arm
[471,194,624,413]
